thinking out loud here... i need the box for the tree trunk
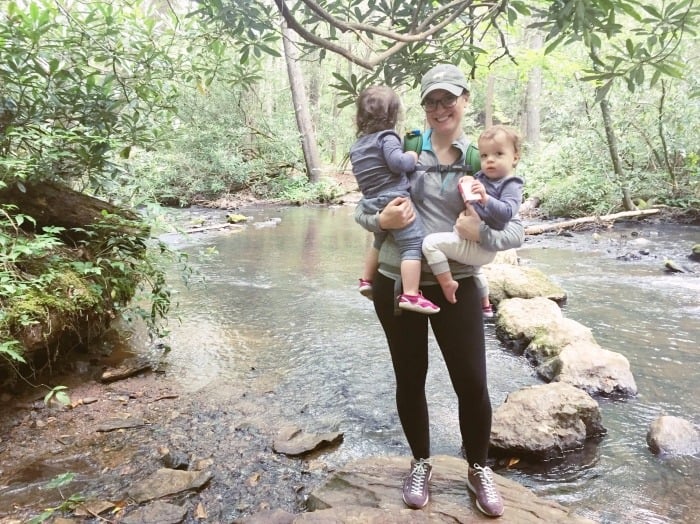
[523,30,542,150]
[484,74,495,128]
[281,20,322,183]
[599,97,636,211]
[524,208,659,235]
[0,180,139,234]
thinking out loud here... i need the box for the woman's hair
[355,86,401,137]
[479,124,522,154]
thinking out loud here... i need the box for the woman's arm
[479,218,524,251]
[454,204,524,251]
[354,196,416,232]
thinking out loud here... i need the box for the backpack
[404,129,481,175]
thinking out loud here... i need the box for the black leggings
[373,271,492,466]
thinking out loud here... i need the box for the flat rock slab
[273,426,344,456]
[121,500,187,524]
[306,455,595,523]
[95,417,146,432]
[128,468,212,503]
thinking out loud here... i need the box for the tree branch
[273,0,494,69]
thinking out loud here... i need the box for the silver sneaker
[467,463,504,517]
[402,458,432,509]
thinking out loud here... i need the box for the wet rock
[234,508,296,523]
[492,248,519,265]
[495,296,563,354]
[158,446,190,470]
[100,357,152,383]
[95,417,146,432]
[305,455,595,523]
[484,264,567,307]
[664,259,690,273]
[647,415,700,456]
[617,251,642,261]
[524,318,596,365]
[273,425,343,457]
[689,244,700,262]
[253,217,282,229]
[128,468,212,503]
[537,341,638,397]
[227,213,249,224]
[121,500,187,524]
[497,297,637,397]
[74,499,115,517]
[490,382,606,460]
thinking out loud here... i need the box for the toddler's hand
[471,180,487,204]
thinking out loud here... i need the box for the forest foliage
[1,0,699,379]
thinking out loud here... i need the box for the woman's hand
[454,204,482,241]
[378,197,415,230]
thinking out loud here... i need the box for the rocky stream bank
[1,190,698,523]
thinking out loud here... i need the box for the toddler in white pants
[422,125,524,317]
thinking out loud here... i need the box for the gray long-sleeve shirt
[349,130,416,200]
[473,172,524,231]
[354,129,524,283]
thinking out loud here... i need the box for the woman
[354,64,523,518]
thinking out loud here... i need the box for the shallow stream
[157,205,699,523]
[159,207,700,523]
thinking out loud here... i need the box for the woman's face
[422,89,468,138]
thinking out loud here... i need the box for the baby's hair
[355,86,401,137]
[479,124,522,154]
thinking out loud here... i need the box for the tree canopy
[193,0,700,100]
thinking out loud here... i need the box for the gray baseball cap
[420,64,470,100]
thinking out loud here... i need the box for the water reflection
[161,207,699,523]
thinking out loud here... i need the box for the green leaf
[640,4,662,18]
[46,472,75,489]
[594,79,614,103]
[0,341,26,363]
[54,391,71,406]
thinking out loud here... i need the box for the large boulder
[497,297,637,398]
[303,455,595,523]
[495,297,563,354]
[524,318,597,365]
[647,415,700,456]
[490,382,606,460]
[484,264,567,307]
[537,342,638,397]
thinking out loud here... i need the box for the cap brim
[421,82,464,101]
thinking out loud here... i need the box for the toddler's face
[478,133,519,179]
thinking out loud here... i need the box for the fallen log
[525,208,661,235]
[182,222,242,234]
[0,179,139,232]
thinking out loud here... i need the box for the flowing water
[159,205,699,523]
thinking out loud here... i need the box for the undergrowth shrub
[0,206,181,386]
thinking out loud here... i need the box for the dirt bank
[0,334,326,523]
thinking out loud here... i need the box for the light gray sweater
[354,130,524,284]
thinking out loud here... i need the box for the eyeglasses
[421,94,460,112]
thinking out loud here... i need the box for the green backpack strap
[403,129,423,154]
[465,142,481,175]
[404,130,481,175]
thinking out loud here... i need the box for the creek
[157,205,700,523]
